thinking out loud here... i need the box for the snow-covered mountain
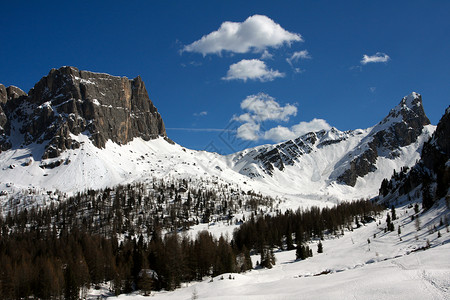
[2,67,449,300]
[0,66,166,160]
[378,104,450,207]
[229,92,434,199]
[0,67,436,211]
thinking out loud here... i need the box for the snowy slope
[228,124,434,204]
[0,127,435,214]
[0,92,436,213]
[0,125,433,213]
[87,196,450,300]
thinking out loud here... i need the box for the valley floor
[88,200,450,300]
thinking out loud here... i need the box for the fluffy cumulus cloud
[183,15,302,55]
[262,126,297,142]
[237,122,261,141]
[223,59,284,82]
[234,93,301,141]
[233,93,331,142]
[291,118,332,136]
[235,93,297,123]
[261,119,332,143]
[286,50,311,66]
[361,52,390,64]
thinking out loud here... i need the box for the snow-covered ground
[0,122,434,214]
[90,198,449,300]
[0,91,435,214]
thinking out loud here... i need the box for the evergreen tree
[260,247,275,269]
[391,205,396,220]
[286,230,295,250]
[296,244,312,260]
[317,241,323,253]
[137,270,154,296]
[422,181,434,210]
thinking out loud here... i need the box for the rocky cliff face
[336,92,430,186]
[0,66,166,158]
[0,84,28,150]
[240,128,353,176]
[422,106,450,169]
[421,106,450,198]
[378,105,449,204]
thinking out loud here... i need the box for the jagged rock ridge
[336,92,430,186]
[0,66,166,158]
[233,92,431,187]
[378,105,449,205]
[235,128,356,177]
[0,85,28,150]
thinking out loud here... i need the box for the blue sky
[1,1,449,154]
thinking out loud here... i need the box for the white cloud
[233,93,314,142]
[369,87,376,93]
[361,52,390,64]
[232,93,331,143]
[235,93,297,122]
[286,50,311,66]
[260,119,332,142]
[260,50,273,60]
[193,111,208,117]
[183,15,302,55]
[236,122,260,141]
[223,59,284,82]
[263,126,297,142]
[291,118,332,136]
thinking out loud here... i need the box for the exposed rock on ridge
[234,92,432,188]
[0,84,28,150]
[0,66,167,158]
[233,127,357,177]
[336,92,430,186]
[378,105,449,204]
[421,106,450,197]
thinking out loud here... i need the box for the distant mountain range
[0,67,443,211]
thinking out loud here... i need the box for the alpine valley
[0,67,449,299]
[0,66,436,208]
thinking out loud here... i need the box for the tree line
[0,197,382,298]
[2,179,274,241]
[233,199,383,267]
[0,225,246,299]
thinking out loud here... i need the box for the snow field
[97,197,449,300]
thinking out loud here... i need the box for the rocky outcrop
[0,84,6,104]
[238,128,352,177]
[0,84,28,150]
[0,84,7,132]
[0,66,167,158]
[337,92,430,186]
[421,106,450,198]
[378,105,449,204]
[422,106,450,165]
[6,86,27,102]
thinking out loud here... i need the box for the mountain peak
[402,91,421,107]
[336,93,431,186]
[0,67,167,159]
[396,92,426,118]
[378,92,429,130]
